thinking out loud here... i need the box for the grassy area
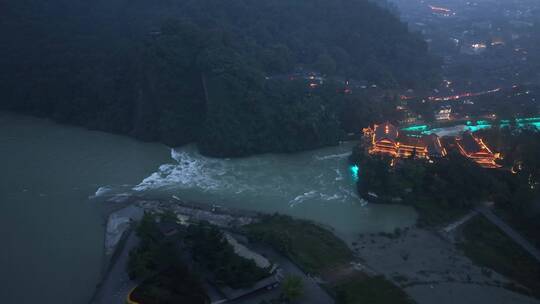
[495,208,540,249]
[458,216,540,299]
[245,214,353,274]
[246,215,414,303]
[331,274,416,304]
[413,198,469,228]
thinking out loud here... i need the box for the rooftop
[374,122,399,142]
[397,133,427,148]
[458,132,486,154]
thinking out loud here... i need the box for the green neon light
[400,116,540,135]
[466,124,492,132]
[516,117,540,122]
[401,125,428,132]
[350,165,360,182]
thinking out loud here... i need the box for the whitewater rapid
[132,144,362,208]
[99,142,417,238]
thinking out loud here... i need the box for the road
[91,230,140,304]
[476,207,540,263]
[442,210,479,233]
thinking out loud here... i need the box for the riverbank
[93,196,414,304]
[95,191,540,304]
[95,195,540,304]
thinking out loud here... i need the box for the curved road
[91,231,140,304]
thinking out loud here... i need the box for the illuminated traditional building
[396,134,428,158]
[424,134,448,158]
[364,122,446,159]
[456,132,501,168]
[364,123,500,168]
[366,122,399,157]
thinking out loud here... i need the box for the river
[0,112,416,304]
[0,113,171,304]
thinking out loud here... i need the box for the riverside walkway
[442,210,479,233]
[91,230,140,304]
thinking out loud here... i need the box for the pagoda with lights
[456,132,501,168]
[363,122,446,159]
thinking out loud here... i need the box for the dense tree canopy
[1,0,440,156]
[185,223,270,288]
[350,147,507,226]
[351,127,540,228]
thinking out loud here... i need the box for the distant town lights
[472,43,486,49]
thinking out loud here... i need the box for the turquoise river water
[0,112,417,304]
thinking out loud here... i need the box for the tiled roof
[458,132,483,154]
[374,122,399,142]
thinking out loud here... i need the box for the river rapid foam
[102,142,417,239]
[132,144,362,209]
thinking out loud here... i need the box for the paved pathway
[91,231,140,304]
[476,207,540,263]
[442,210,479,233]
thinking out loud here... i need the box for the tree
[282,275,304,302]
[1,0,440,157]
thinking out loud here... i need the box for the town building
[364,123,503,168]
[363,122,447,159]
[455,132,501,168]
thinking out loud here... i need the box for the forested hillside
[0,0,440,156]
